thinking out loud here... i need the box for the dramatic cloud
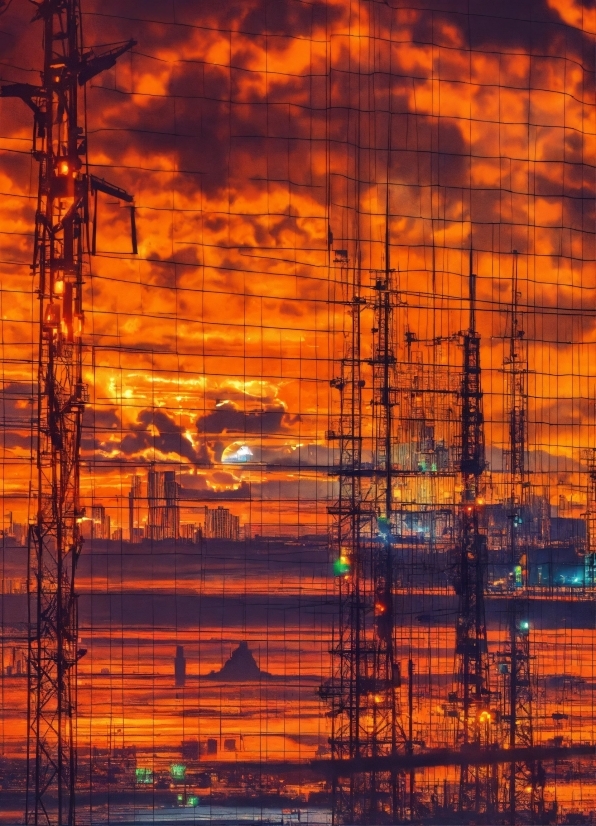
[2,0,596,528]
[119,408,200,463]
[197,400,300,436]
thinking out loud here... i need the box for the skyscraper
[128,474,142,543]
[203,506,240,540]
[147,469,180,541]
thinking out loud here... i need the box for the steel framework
[366,196,402,821]
[322,193,407,824]
[584,449,596,585]
[1,4,133,821]
[452,252,495,815]
[500,251,543,823]
[322,246,375,824]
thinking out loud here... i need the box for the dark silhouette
[207,642,270,681]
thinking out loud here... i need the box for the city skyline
[3,0,596,823]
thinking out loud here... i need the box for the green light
[135,767,153,785]
[171,763,186,781]
[177,793,184,802]
[377,516,391,540]
[187,795,199,807]
[333,555,350,576]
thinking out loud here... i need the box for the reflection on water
[3,538,596,820]
[1,812,331,826]
[122,805,331,824]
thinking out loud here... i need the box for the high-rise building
[91,505,111,540]
[128,474,142,543]
[179,523,197,543]
[147,469,180,541]
[10,523,27,547]
[164,472,180,539]
[203,506,240,540]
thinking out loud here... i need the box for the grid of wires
[0,0,596,822]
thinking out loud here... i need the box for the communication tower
[500,251,543,822]
[1,3,133,821]
[322,189,407,823]
[451,252,495,814]
[367,197,402,820]
[321,241,380,823]
[583,449,596,585]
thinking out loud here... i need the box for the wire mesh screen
[1,0,596,823]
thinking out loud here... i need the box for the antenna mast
[322,243,373,823]
[452,250,494,814]
[501,251,543,823]
[1,4,133,821]
[367,185,401,820]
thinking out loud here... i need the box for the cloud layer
[1,1,596,529]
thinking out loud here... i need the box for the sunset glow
[2,1,596,823]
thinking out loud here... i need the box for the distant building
[128,474,142,543]
[91,505,111,540]
[175,645,186,688]
[4,647,26,677]
[181,740,199,760]
[11,522,27,546]
[80,509,110,541]
[2,579,23,595]
[112,528,123,542]
[203,506,240,540]
[147,469,180,540]
[180,523,198,543]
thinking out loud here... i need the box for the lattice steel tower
[367,196,401,821]
[501,251,543,823]
[583,449,596,585]
[321,246,368,824]
[1,4,133,822]
[322,192,405,824]
[453,251,494,815]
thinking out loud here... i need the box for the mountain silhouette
[207,641,271,681]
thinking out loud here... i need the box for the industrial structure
[320,207,404,822]
[0,3,134,822]
[499,254,543,822]
[451,252,493,815]
[321,238,594,823]
[321,244,374,822]
[3,2,596,825]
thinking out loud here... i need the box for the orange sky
[4,7,596,818]
[1,0,596,531]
